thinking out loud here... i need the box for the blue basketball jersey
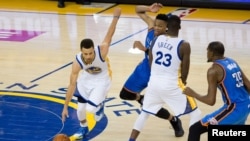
[201,57,250,125]
[215,57,249,105]
[123,28,155,92]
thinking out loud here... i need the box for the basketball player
[61,8,121,140]
[128,15,202,141]
[183,41,250,141]
[120,3,185,137]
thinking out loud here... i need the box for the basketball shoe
[71,126,89,140]
[170,116,184,137]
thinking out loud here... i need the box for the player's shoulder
[180,40,190,47]
[156,34,167,40]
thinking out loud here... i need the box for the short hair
[167,15,181,30]
[207,41,225,56]
[156,14,168,23]
[80,38,94,49]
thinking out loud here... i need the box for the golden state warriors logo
[85,66,102,74]
[0,90,108,141]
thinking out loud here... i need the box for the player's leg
[120,87,141,101]
[129,111,150,141]
[120,73,147,105]
[161,90,198,137]
[120,61,150,104]
[184,96,202,126]
[87,81,111,121]
[188,108,202,126]
[188,121,207,141]
[156,108,184,137]
[129,87,164,140]
[122,88,184,137]
[71,97,89,140]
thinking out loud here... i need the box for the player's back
[150,35,183,80]
[149,35,184,90]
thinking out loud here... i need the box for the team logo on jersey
[85,66,102,74]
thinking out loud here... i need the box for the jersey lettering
[232,71,244,87]
[155,51,172,67]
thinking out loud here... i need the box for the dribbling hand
[61,108,69,122]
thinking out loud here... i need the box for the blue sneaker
[71,126,89,140]
[94,103,104,122]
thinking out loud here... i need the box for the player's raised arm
[100,8,121,59]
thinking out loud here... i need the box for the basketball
[53,134,70,141]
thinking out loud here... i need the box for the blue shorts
[123,58,150,93]
[201,101,250,125]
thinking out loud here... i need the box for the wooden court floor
[0,0,250,141]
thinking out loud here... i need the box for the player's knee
[156,108,171,119]
[77,104,85,116]
[77,96,87,103]
[119,87,128,99]
[86,105,96,114]
[119,87,137,100]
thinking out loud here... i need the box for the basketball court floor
[0,0,250,141]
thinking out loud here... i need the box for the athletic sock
[170,116,177,122]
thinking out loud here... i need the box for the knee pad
[78,96,87,103]
[120,87,137,100]
[156,108,171,119]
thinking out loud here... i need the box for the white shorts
[142,80,197,116]
[77,77,111,106]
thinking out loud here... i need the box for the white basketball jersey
[75,46,112,81]
[150,35,183,88]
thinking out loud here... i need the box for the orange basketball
[53,133,70,141]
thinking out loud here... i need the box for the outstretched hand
[149,3,163,13]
